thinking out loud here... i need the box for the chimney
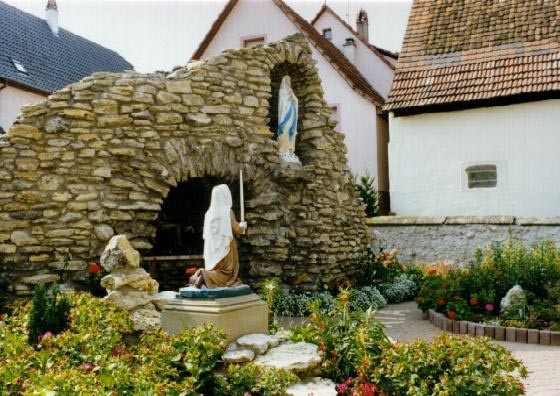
[46,0,59,36]
[356,9,369,42]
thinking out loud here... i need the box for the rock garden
[0,237,535,395]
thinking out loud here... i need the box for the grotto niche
[0,34,369,295]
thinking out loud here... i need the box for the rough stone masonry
[0,34,369,295]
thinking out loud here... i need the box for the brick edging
[428,309,560,346]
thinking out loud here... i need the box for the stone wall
[0,34,370,295]
[367,216,560,266]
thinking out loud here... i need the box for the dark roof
[385,0,560,114]
[0,1,133,94]
[191,0,385,107]
[309,5,398,68]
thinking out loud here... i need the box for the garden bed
[429,309,560,346]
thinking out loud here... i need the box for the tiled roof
[0,1,133,94]
[385,0,560,114]
[310,5,398,69]
[191,0,385,107]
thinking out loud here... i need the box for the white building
[191,0,396,213]
[385,0,560,217]
[0,0,132,132]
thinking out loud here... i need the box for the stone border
[428,309,560,346]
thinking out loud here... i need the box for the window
[242,36,265,48]
[465,164,497,188]
[11,58,27,74]
[322,28,332,41]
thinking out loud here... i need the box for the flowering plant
[85,262,106,297]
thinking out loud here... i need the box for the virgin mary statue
[189,184,247,288]
[277,75,300,163]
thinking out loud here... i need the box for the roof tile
[385,0,560,112]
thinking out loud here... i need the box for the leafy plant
[0,258,14,314]
[27,283,71,346]
[415,240,560,329]
[220,362,297,396]
[356,172,379,217]
[350,286,386,311]
[379,273,419,303]
[373,333,527,395]
[294,288,390,384]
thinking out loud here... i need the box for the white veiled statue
[189,184,246,288]
[277,75,300,163]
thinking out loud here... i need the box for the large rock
[100,267,158,292]
[237,333,280,355]
[131,309,161,331]
[100,234,140,271]
[254,342,322,374]
[104,290,157,311]
[222,348,255,363]
[500,284,526,316]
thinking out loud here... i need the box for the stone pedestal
[161,293,268,340]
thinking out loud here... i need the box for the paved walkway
[377,301,560,396]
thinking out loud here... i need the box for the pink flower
[485,303,494,312]
[80,362,95,372]
[38,331,53,342]
[112,347,125,356]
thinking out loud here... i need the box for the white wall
[389,99,560,217]
[312,12,394,99]
[0,85,45,131]
[201,0,380,181]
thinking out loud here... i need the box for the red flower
[447,310,457,320]
[427,268,437,275]
[415,296,424,303]
[185,267,198,276]
[359,382,377,396]
[469,297,478,306]
[437,298,446,306]
[88,262,101,274]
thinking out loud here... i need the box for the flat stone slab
[178,284,252,299]
[222,348,255,363]
[286,377,337,396]
[254,342,321,374]
[236,333,280,355]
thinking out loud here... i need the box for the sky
[5,0,413,73]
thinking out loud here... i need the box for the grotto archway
[0,34,369,295]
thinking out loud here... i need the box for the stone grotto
[0,34,369,295]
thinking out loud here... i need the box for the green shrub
[350,286,386,311]
[416,240,560,327]
[220,362,297,396]
[0,258,14,315]
[293,289,390,383]
[379,273,419,303]
[373,333,527,395]
[27,283,71,346]
[356,172,379,217]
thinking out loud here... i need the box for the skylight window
[11,59,27,74]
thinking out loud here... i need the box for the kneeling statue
[189,184,247,288]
